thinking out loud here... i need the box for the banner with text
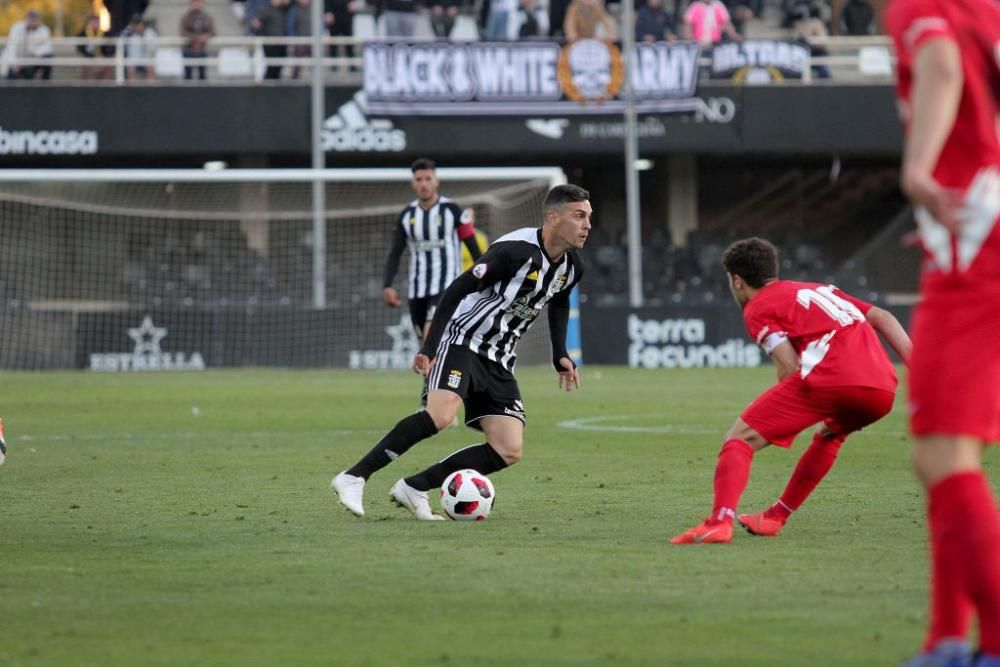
[581,305,764,368]
[709,40,810,83]
[363,39,701,115]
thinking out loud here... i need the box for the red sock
[712,439,754,524]
[769,431,846,521]
[930,472,1000,654]
[924,474,974,650]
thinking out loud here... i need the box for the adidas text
[323,126,406,152]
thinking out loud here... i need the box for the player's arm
[901,36,963,231]
[413,271,483,374]
[382,224,406,307]
[865,306,912,366]
[745,307,794,382]
[832,286,913,366]
[547,287,580,392]
[770,339,799,382]
[413,244,522,373]
[455,207,483,262]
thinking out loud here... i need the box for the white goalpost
[0,167,572,371]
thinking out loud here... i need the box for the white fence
[0,34,895,85]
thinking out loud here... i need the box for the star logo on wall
[385,315,419,355]
[128,316,167,355]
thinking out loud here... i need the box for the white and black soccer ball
[440,469,495,521]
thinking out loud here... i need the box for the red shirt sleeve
[887,0,956,61]
[743,296,787,354]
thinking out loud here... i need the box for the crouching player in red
[887,0,1000,664]
[671,237,912,545]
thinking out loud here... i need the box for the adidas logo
[526,270,539,281]
[323,91,407,153]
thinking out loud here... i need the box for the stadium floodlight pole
[310,0,327,309]
[620,0,643,308]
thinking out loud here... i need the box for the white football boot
[389,479,445,521]
[331,471,366,517]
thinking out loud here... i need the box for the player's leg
[331,347,464,517]
[745,424,845,535]
[751,386,895,533]
[396,358,523,519]
[421,295,440,344]
[385,346,479,520]
[907,298,1000,663]
[672,375,822,544]
[910,435,992,663]
[385,388,466,521]
[408,296,428,341]
[409,297,433,407]
[403,416,520,493]
[670,417,769,545]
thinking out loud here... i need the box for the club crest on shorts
[473,264,487,279]
[447,369,462,388]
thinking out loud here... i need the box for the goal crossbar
[0,168,567,186]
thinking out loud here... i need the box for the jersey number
[796,286,864,326]
[794,286,864,378]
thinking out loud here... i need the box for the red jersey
[742,281,897,391]
[887,0,1000,289]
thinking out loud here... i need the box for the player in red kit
[887,1,1000,665]
[671,238,911,545]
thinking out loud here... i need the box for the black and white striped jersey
[430,227,584,372]
[384,196,475,299]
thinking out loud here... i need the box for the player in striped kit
[383,158,484,340]
[333,184,590,520]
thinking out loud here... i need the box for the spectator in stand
[792,2,830,79]
[548,0,571,38]
[323,0,359,61]
[77,14,114,80]
[512,0,549,37]
[483,0,517,39]
[636,0,677,42]
[180,0,216,80]
[2,10,54,80]
[683,0,741,46]
[563,0,617,41]
[104,0,150,36]
[722,0,753,36]
[383,0,418,37]
[252,0,289,80]
[123,14,159,80]
[839,0,874,35]
[429,0,461,38]
[287,0,312,78]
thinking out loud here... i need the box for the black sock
[405,443,508,492]
[346,411,437,480]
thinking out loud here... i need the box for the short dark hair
[722,237,779,288]
[543,184,590,212]
[410,158,436,173]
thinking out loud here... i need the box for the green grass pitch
[2,366,994,666]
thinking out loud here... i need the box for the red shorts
[741,373,896,448]
[909,291,1000,442]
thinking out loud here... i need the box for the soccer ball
[440,469,496,521]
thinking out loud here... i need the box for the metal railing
[0,34,895,85]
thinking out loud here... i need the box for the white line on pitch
[557,415,907,437]
[557,415,716,434]
[11,429,380,442]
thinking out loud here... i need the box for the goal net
[0,168,569,371]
